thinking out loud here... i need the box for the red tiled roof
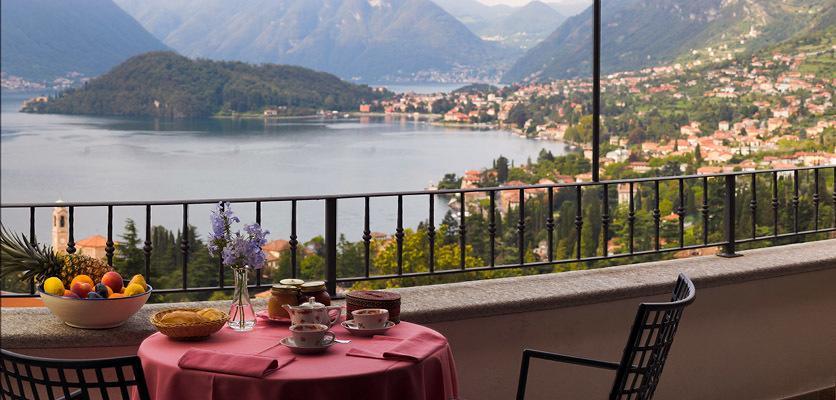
[75,235,107,248]
[262,239,290,252]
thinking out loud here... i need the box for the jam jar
[279,278,305,289]
[300,281,331,306]
[267,284,299,319]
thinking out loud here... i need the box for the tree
[438,173,461,190]
[114,219,144,277]
[496,156,509,183]
[694,143,702,165]
[508,104,530,129]
[538,149,555,163]
[440,211,459,245]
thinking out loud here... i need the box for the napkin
[178,348,295,378]
[346,331,443,362]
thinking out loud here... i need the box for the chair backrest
[0,349,150,400]
[609,273,696,400]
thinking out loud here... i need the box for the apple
[70,282,93,298]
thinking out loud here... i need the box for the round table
[138,319,458,400]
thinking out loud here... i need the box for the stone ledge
[395,239,836,324]
[2,239,834,349]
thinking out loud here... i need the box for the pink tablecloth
[137,320,458,400]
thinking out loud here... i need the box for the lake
[0,91,565,242]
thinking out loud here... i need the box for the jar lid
[279,279,305,287]
[300,281,326,292]
[270,284,298,295]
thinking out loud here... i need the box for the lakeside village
[24,47,835,286]
[357,46,835,189]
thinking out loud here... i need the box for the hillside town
[363,45,835,181]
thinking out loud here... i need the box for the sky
[477,0,532,5]
[478,0,589,7]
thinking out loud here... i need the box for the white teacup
[289,323,335,348]
[351,308,389,330]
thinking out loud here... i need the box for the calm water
[0,91,564,241]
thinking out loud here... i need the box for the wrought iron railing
[1,165,834,298]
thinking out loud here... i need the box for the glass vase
[228,266,256,332]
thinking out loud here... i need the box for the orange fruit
[109,293,125,298]
[70,275,94,288]
[106,286,114,298]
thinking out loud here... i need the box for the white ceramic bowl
[38,280,152,329]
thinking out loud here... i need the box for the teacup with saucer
[342,309,395,336]
[281,323,336,354]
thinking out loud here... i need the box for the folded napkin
[346,331,443,362]
[178,348,294,378]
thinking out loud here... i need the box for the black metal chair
[0,349,150,400]
[517,273,696,400]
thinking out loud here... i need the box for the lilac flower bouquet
[208,202,268,331]
[208,202,269,270]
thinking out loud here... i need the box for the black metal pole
[719,175,741,257]
[592,0,601,182]
[325,198,338,296]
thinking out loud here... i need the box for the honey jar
[267,284,299,319]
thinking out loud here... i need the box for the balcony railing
[1,165,834,298]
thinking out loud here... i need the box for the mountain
[546,0,589,16]
[478,1,565,49]
[433,0,563,49]
[114,0,507,83]
[0,0,168,82]
[432,0,513,27]
[504,0,834,83]
[24,52,391,118]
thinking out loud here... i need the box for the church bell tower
[52,201,68,253]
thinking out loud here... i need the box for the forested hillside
[24,52,391,118]
[504,0,834,82]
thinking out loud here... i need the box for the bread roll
[160,310,206,324]
[196,308,224,321]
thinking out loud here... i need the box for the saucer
[256,310,292,324]
[341,320,395,337]
[280,336,335,354]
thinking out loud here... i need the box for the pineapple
[1,225,113,287]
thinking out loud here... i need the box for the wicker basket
[150,308,229,340]
[346,290,401,323]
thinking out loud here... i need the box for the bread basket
[150,308,229,340]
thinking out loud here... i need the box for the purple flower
[208,202,268,270]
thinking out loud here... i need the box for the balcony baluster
[67,206,75,254]
[289,200,298,279]
[601,184,609,257]
[363,197,371,278]
[143,205,152,284]
[106,205,115,266]
[181,204,189,290]
[653,181,661,251]
[575,186,583,260]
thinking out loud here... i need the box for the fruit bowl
[38,280,152,329]
[150,308,229,340]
